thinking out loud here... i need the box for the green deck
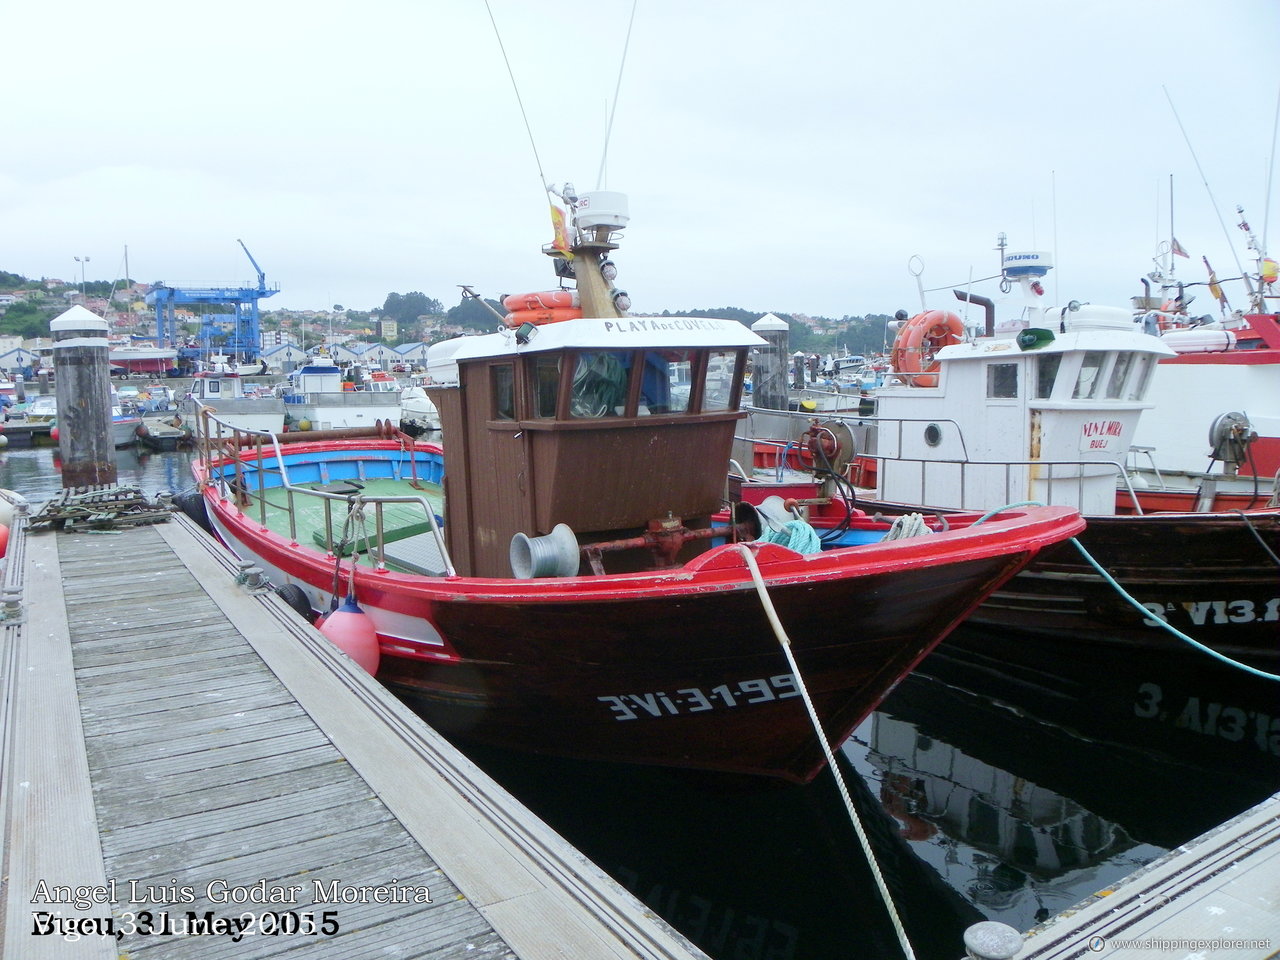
[249,477,446,574]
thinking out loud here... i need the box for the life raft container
[889,310,964,388]
[502,290,583,328]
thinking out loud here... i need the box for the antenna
[1265,81,1279,256]
[483,0,549,194]
[595,0,639,191]
[1163,85,1249,279]
[1051,170,1058,304]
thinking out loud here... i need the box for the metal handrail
[195,408,456,576]
[735,408,1146,515]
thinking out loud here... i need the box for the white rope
[885,512,930,540]
[733,544,918,960]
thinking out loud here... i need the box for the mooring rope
[975,501,1280,683]
[733,544,918,960]
[1234,509,1280,566]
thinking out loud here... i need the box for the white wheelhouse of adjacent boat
[872,255,1176,516]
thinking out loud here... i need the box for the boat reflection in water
[459,737,982,960]
[457,622,1280,960]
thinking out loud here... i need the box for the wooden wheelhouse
[428,330,754,578]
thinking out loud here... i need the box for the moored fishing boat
[738,247,1280,665]
[180,369,286,437]
[32,388,143,448]
[1125,214,1280,496]
[277,358,403,431]
[191,191,1084,782]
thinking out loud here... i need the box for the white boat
[108,385,142,447]
[277,360,402,431]
[180,371,286,437]
[18,390,141,447]
[399,385,441,435]
[737,246,1280,659]
[109,344,178,376]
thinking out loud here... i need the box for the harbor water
[5,444,1277,959]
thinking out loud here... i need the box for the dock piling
[50,305,116,488]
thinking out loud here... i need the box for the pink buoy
[318,595,380,674]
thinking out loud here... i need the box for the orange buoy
[502,290,579,313]
[318,594,381,674]
[503,306,583,328]
[889,310,964,388]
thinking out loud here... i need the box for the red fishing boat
[192,191,1083,782]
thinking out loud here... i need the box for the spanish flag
[550,204,574,259]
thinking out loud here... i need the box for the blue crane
[146,239,279,370]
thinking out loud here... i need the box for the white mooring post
[51,305,117,489]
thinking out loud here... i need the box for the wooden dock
[1018,791,1280,958]
[0,508,708,959]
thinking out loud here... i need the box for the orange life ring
[503,306,584,328]
[889,310,963,387]
[502,290,580,313]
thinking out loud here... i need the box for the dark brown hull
[377,554,1033,782]
[971,511,1280,666]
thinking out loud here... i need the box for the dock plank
[3,517,708,960]
[1022,791,1280,958]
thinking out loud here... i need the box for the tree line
[0,269,896,354]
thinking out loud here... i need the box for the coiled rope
[975,501,1280,683]
[733,544,918,960]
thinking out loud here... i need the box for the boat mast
[1236,206,1265,312]
[547,183,628,318]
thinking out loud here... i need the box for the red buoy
[318,595,380,674]
[0,523,9,559]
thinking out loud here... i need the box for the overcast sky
[3,1,1278,325]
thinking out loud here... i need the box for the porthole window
[924,423,943,447]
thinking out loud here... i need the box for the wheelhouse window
[492,363,515,420]
[987,363,1018,399]
[533,355,559,418]
[1034,354,1061,399]
[703,350,740,411]
[570,351,632,418]
[1072,351,1106,399]
[1105,351,1135,399]
[1127,355,1156,400]
[641,349,694,414]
